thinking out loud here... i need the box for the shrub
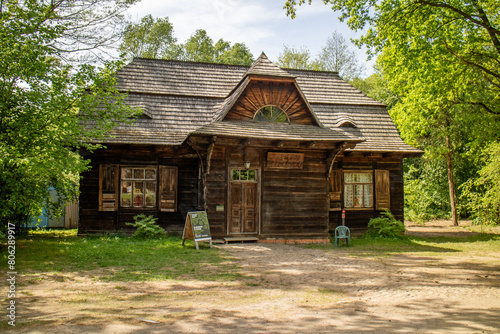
[364,210,406,239]
[126,214,166,239]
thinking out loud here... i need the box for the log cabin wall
[261,149,329,238]
[79,144,199,234]
[200,139,330,240]
[328,155,404,230]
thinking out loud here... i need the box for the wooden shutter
[99,164,119,211]
[159,166,178,212]
[375,170,390,210]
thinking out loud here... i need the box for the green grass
[6,229,500,284]
[9,230,241,282]
[308,233,500,258]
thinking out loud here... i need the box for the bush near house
[365,210,406,239]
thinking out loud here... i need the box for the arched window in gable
[254,106,289,123]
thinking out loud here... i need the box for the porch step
[223,237,259,244]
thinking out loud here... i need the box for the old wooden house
[79,53,421,242]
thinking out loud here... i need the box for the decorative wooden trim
[267,152,304,169]
[326,142,346,178]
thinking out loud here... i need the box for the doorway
[228,168,260,234]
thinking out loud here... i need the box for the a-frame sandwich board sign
[182,211,213,250]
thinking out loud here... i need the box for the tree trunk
[445,135,458,226]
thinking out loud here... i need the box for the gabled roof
[212,55,323,127]
[94,56,421,155]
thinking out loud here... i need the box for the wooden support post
[206,136,217,175]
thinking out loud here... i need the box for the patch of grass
[306,233,500,257]
[10,230,240,282]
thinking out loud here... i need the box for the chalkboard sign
[182,211,212,250]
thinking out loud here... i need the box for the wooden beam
[248,74,296,83]
[274,140,284,148]
[301,141,315,148]
[326,142,347,178]
[206,136,217,175]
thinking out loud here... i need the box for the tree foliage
[285,0,500,115]
[119,14,180,60]
[276,45,320,70]
[317,31,364,80]
[276,31,364,80]
[285,0,500,224]
[120,19,255,66]
[350,71,400,109]
[0,1,137,231]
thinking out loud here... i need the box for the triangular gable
[214,53,323,127]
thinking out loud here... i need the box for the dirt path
[10,221,500,333]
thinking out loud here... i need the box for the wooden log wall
[79,144,199,234]
[202,141,330,239]
[261,150,329,238]
[328,155,404,230]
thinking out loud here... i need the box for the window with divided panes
[344,172,373,208]
[120,167,157,208]
[231,169,257,181]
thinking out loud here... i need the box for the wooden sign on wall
[267,152,304,169]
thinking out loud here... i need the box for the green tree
[285,0,500,115]
[276,45,320,70]
[181,30,255,65]
[119,14,181,60]
[0,1,137,231]
[350,71,399,109]
[316,31,364,80]
[182,29,216,63]
[216,42,254,66]
[122,24,254,65]
[285,0,500,225]
[461,142,500,225]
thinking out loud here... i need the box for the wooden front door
[229,169,259,234]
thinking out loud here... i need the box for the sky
[126,0,374,76]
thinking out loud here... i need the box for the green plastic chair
[334,226,351,247]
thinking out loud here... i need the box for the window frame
[120,166,158,209]
[343,171,374,209]
[253,105,289,123]
[231,168,258,182]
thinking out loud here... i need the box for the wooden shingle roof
[194,121,364,142]
[97,56,421,155]
[244,52,296,79]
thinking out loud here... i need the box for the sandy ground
[7,221,500,333]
